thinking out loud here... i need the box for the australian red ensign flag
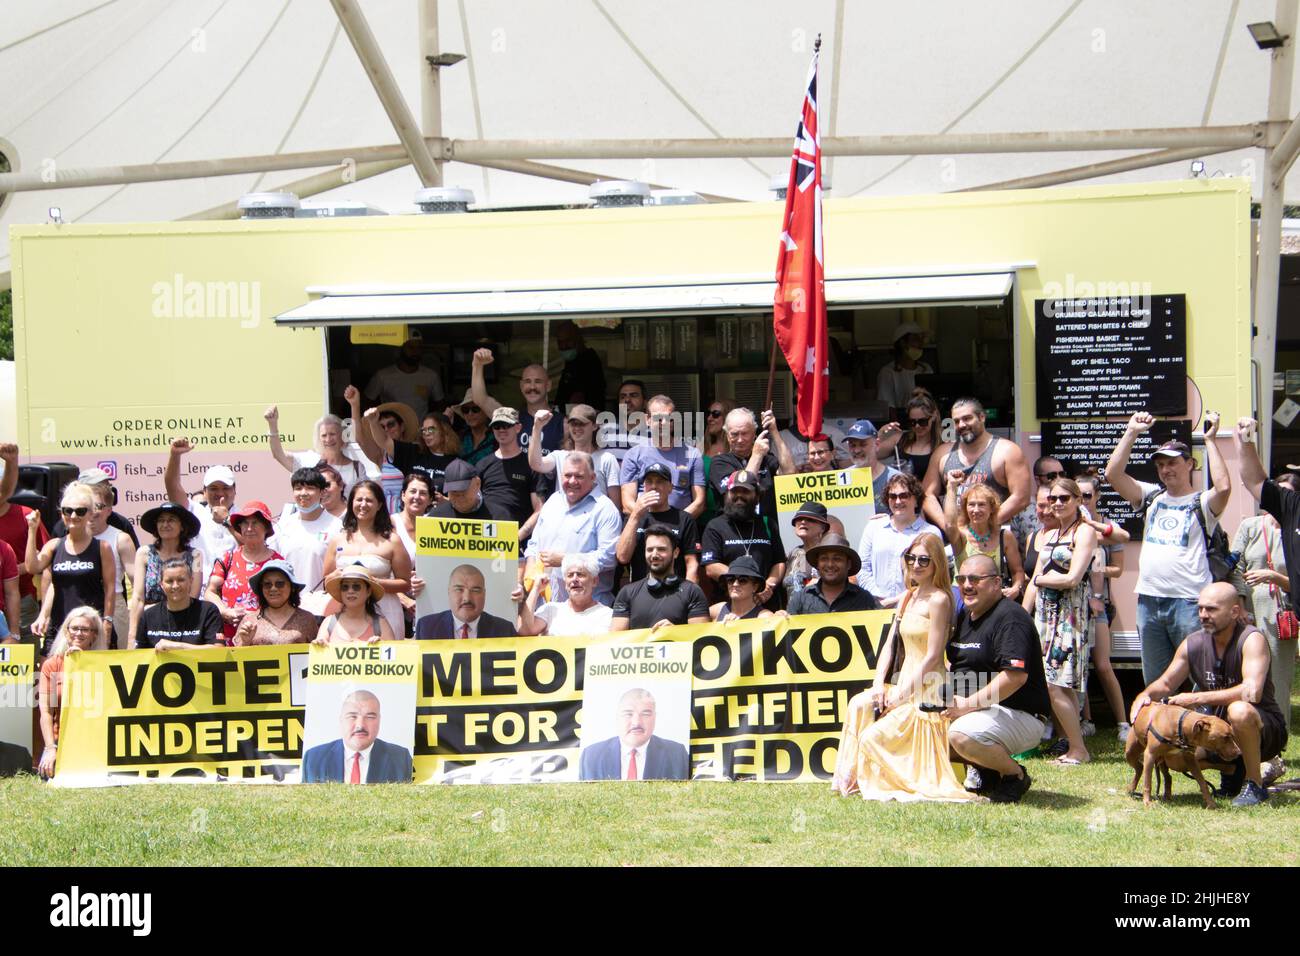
[773,41,828,438]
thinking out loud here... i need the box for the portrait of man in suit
[414,564,515,639]
[579,687,689,781]
[302,689,413,784]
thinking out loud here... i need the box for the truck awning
[274,271,1017,327]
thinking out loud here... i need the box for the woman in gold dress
[832,531,979,802]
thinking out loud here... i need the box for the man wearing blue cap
[842,419,900,515]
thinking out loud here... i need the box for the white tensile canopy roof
[3,0,1300,284]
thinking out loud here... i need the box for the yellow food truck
[9,177,1255,666]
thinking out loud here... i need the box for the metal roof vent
[653,189,705,206]
[415,186,474,214]
[769,174,831,200]
[237,191,300,219]
[589,180,651,207]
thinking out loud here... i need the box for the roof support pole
[960,146,1225,192]
[329,0,442,187]
[0,127,1272,194]
[1253,0,1298,463]
[417,0,444,186]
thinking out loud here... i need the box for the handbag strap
[885,589,913,666]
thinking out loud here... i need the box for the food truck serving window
[274,273,1015,326]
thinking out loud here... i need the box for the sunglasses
[1081,492,1094,500]
[462,405,482,414]
[954,573,998,585]
[1035,470,1066,482]
[61,506,89,517]
[903,553,932,567]
[909,416,931,426]
[886,492,913,501]
[490,422,515,431]
[262,579,289,589]
[420,426,439,435]
[379,418,402,429]
[338,580,367,593]
[707,409,724,418]
[1046,494,1074,503]
[567,418,594,427]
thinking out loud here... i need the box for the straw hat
[324,563,385,602]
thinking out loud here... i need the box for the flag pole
[767,33,821,419]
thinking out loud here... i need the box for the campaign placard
[579,642,693,781]
[775,467,876,556]
[52,645,307,786]
[0,643,35,777]
[413,515,520,640]
[300,641,420,784]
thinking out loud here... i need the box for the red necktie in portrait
[627,749,638,781]
[459,622,469,640]
[350,751,361,784]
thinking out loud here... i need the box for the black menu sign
[1036,294,1187,419]
[1039,419,1194,533]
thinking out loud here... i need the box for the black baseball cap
[442,460,477,492]
[643,463,673,482]
[1151,440,1192,460]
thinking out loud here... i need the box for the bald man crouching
[1131,581,1288,807]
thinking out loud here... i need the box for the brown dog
[1125,701,1241,809]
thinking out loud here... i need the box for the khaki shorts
[949,705,1045,757]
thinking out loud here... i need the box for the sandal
[1052,756,1089,766]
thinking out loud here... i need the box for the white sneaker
[1117,722,1131,744]
[1080,720,1096,738]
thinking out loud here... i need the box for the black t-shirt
[700,514,785,578]
[611,577,709,630]
[627,507,700,581]
[476,452,539,525]
[53,509,140,547]
[947,596,1051,717]
[709,451,782,522]
[390,441,456,493]
[137,600,223,648]
[428,498,506,522]
[1261,480,1300,600]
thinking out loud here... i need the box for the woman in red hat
[204,500,283,643]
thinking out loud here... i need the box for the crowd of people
[0,330,1292,802]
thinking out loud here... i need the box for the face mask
[905,347,924,361]
[297,500,323,518]
[560,348,578,361]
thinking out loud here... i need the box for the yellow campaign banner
[414,610,893,784]
[775,467,877,557]
[0,642,35,684]
[53,645,308,786]
[49,611,894,786]
[415,516,519,560]
[1,643,36,775]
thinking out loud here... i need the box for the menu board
[1035,295,1186,419]
[1039,419,1193,532]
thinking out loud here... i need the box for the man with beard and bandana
[700,471,785,605]
[363,331,444,417]
[841,419,902,515]
[921,397,1031,531]
[610,526,710,630]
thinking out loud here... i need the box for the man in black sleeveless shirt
[1132,581,1286,806]
[921,397,1031,531]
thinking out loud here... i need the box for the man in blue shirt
[522,452,622,604]
[619,394,705,519]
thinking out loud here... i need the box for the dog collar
[1148,706,1194,751]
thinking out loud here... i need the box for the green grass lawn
[3,727,1296,867]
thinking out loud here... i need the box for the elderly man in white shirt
[522,452,622,605]
[858,471,942,607]
[515,554,614,636]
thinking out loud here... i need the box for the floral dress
[1034,526,1090,693]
